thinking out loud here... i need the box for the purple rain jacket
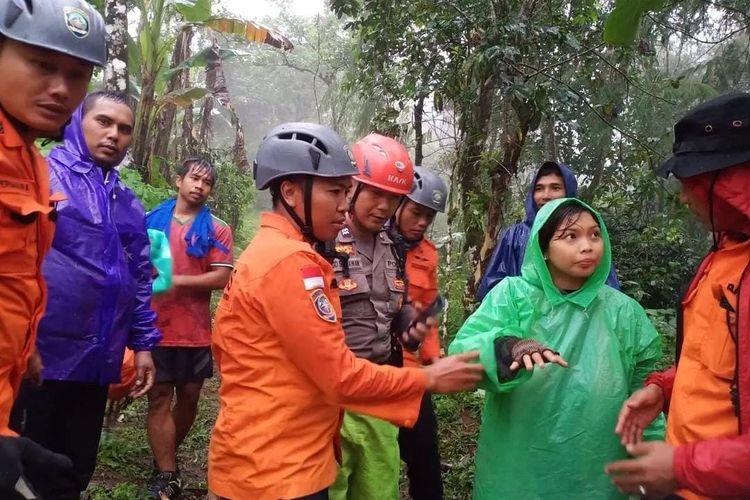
[37,103,161,384]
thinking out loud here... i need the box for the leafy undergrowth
[86,377,219,500]
[88,377,484,500]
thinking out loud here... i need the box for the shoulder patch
[310,289,337,323]
[301,265,325,290]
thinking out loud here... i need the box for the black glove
[0,436,72,498]
[494,336,558,382]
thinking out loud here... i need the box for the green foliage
[120,168,173,211]
[604,0,665,47]
[646,308,678,370]
[172,0,212,23]
[87,482,142,500]
[205,148,255,236]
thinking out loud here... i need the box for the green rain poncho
[449,198,664,500]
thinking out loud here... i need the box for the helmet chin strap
[279,177,318,242]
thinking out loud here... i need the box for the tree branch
[591,51,677,105]
[647,13,749,45]
[510,59,665,159]
[523,42,605,80]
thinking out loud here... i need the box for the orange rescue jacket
[209,213,427,500]
[0,110,58,435]
[403,238,441,367]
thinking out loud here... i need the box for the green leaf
[171,0,212,23]
[165,47,253,79]
[159,87,209,107]
[604,0,665,47]
[139,30,154,68]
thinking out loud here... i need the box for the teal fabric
[449,198,665,500]
[147,228,173,295]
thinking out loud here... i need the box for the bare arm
[172,266,232,292]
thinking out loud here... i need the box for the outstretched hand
[614,384,664,446]
[508,339,569,372]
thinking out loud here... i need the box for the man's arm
[645,366,676,413]
[172,267,231,291]
[173,221,234,292]
[674,434,750,497]
[254,254,427,426]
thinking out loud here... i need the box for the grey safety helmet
[254,122,357,240]
[407,166,448,213]
[0,0,106,66]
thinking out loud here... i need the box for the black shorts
[152,346,213,384]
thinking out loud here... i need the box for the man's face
[278,176,352,241]
[176,165,215,207]
[350,182,402,233]
[0,39,92,135]
[533,173,566,209]
[82,98,134,168]
[397,200,436,241]
[679,181,711,228]
[310,176,352,241]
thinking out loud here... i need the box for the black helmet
[0,0,106,66]
[254,122,356,241]
[254,122,357,190]
[407,166,448,213]
[657,92,750,178]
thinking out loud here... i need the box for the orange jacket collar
[261,211,306,241]
[0,109,28,150]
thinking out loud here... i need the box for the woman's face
[545,211,603,290]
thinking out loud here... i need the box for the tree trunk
[413,95,425,166]
[199,40,250,172]
[474,98,532,288]
[152,26,193,180]
[180,104,196,159]
[104,0,128,93]
[456,75,495,303]
[542,113,558,162]
[132,75,156,178]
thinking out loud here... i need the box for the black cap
[657,92,750,178]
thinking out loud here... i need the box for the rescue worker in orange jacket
[396,166,449,500]
[0,0,105,495]
[207,123,483,500]
[330,134,433,500]
[606,93,750,498]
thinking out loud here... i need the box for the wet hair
[538,200,600,254]
[82,90,133,115]
[536,161,563,181]
[177,157,217,185]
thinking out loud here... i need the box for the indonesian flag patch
[301,265,325,290]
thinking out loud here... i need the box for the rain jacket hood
[477,163,619,300]
[523,197,612,308]
[450,198,662,500]
[38,101,161,384]
[679,163,750,237]
[523,162,578,225]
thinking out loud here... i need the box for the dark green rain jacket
[449,197,664,500]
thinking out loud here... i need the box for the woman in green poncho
[450,198,664,500]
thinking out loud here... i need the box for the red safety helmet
[352,133,414,195]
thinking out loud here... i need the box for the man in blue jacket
[11,91,161,500]
[476,161,620,301]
